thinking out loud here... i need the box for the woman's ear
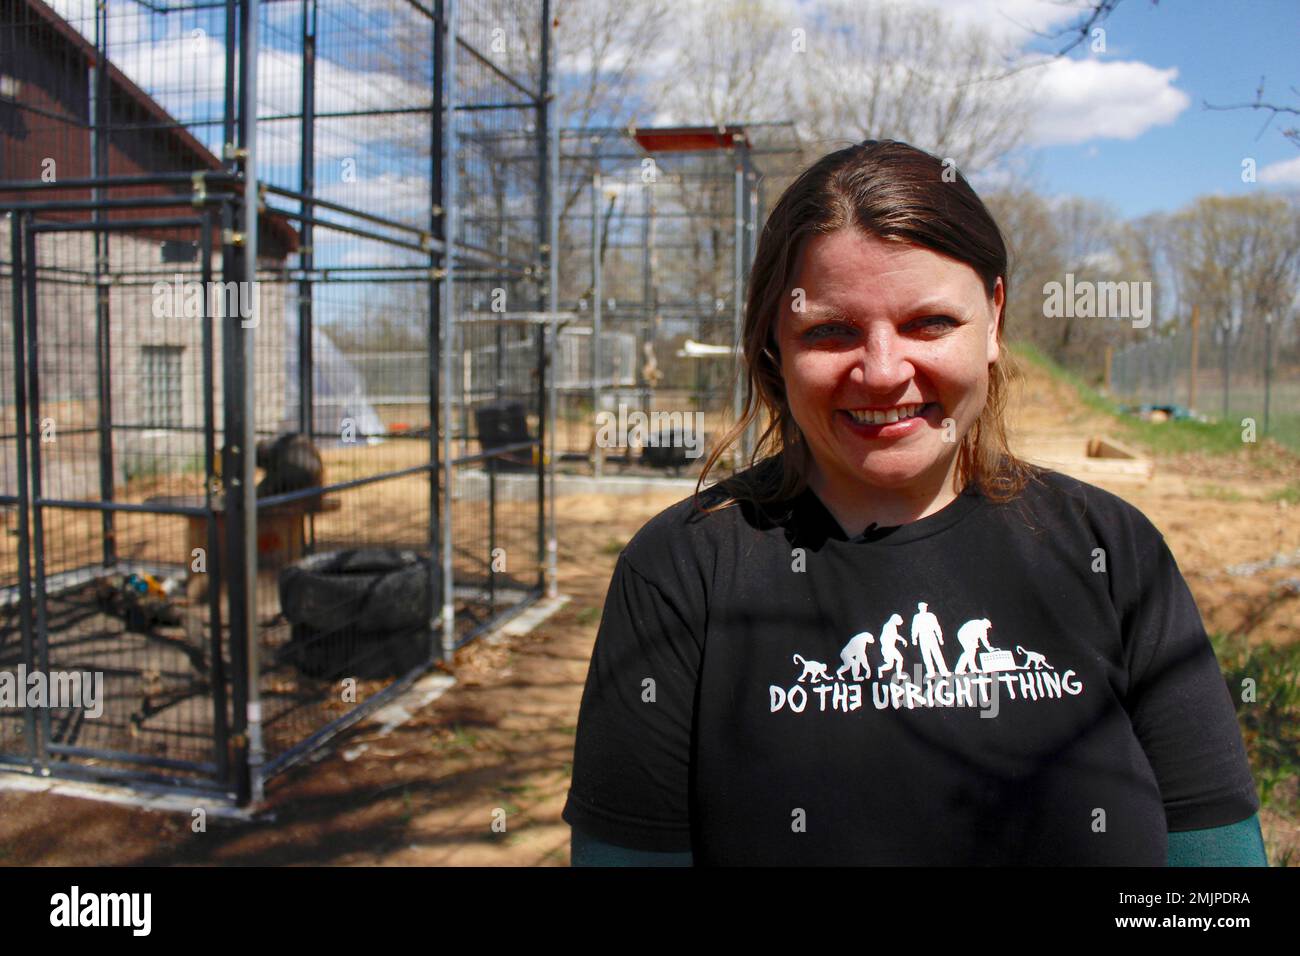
[987,277,1005,364]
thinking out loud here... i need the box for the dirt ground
[2,358,1297,866]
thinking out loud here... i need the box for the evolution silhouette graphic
[770,601,1085,715]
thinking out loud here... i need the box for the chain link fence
[1107,311,1300,451]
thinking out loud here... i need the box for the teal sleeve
[570,826,694,867]
[1166,813,1268,866]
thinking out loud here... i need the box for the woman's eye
[916,316,958,330]
[804,324,854,340]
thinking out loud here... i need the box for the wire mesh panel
[0,0,552,802]
[1108,314,1300,451]
[550,124,801,474]
[0,208,240,792]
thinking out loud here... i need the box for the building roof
[3,0,299,256]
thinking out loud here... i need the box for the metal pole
[23,218,52,775]
[591,171,603,478]
[298,0,317,439]
[542,0,558,599]
[91,3,115,569]
[732,155,744,470]
[9,212,38,764]
[743,155,757,462]
[1221,316,1231,420]
[441,0,460,659]
[240,0,265,805]
[298,0,318,558]
[428,0,444,663]
[1263,312,1272,435]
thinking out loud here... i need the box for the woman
[562,140,1266,866]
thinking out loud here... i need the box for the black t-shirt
[561,455,1260,865]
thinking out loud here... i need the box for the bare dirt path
[1,359,1296,865]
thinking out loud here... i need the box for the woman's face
[775,228,1003,496]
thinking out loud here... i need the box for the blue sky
[605,0,1300,222]
[1025,0,1300,218]
[43,0,1300,226]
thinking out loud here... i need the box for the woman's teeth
[846,403,929,425]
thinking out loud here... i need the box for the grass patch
[1009,342,1294,460]
[1011,342,1122,419]
[1118,414,1256,457]
[575,605,601,627]
[1209,632,1300,815]
[599,538,626,556]
[1264,481,1300,505]
[1191,484,1248,503]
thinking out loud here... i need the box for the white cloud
[1258,154,1300,186]
[1024,57,1190,146]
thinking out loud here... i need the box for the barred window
[141,346,183,428]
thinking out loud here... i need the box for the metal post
[9,212,38,764]
[23,219,51,775]
[541,0,557,599]
[1263,312,1272,435]
[428,0,444,660]
[732,154,744,470]
[238,0,264,804]
[298,0,318,558]
[591,172,603,478]
[200,209,230,785]
[298,0,317,439]
[91,3,115,568]
[641,171,654,428]
[546,112,560,596]
[742,154,756,463]
[244,0,263,806]
[441,0,460,659]
[1221,316,1231,420]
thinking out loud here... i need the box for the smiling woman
[561,140,1266,867]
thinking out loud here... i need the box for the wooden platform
[1021,434,1155,483]
[144,494,341,602]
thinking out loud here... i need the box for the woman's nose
[851,330,913,389]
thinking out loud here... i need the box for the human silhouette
[911,602,950,677]
[954,618,995,673]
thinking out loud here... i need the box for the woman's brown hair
[694,139,1043,514]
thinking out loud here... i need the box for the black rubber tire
[278,548,434,635]
[277,548,437,681]
[279,622,432,681]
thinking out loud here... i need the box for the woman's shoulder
[619,458,784,574]
[1005,463,1166,546]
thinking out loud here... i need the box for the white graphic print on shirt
[770,600,1085,714]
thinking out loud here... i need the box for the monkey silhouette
[256,433,324,506]
[793,654,834,684]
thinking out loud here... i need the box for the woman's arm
[571,817,1270,866]
[561,552,702,857]
[1167,813,1268,866]
[569,826,694,867]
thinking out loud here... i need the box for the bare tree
[794,0,1034,172]
[1166,194,1300,355]
[654,0,799,126]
